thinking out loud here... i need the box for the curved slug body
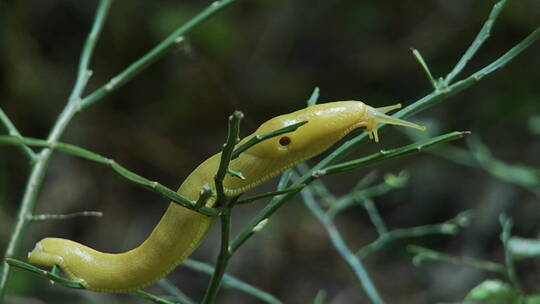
[28,101,425,292]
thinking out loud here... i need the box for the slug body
[28,101,425,292]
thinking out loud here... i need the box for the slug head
[223,101,425,194]
[241,101,369,160]
[241,101,426,158]
[363,103,427,142]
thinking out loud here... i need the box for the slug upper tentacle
[28,100,425,292]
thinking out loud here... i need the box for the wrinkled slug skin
[28,101,425,292]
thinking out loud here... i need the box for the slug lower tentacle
[28,100,425,292]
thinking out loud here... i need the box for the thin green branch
[0,0,112,299]
[358,211,472,258]
[0,107,36,161]
[407,245,506,275]
[231,121,308,160]
[306,86,320,107]
[410,48,439,90]
[300,185,384,304]
[29,211,103,222]
[362,199,388,236]
[318,131,469,177]
[444,0,509,85]
[182,259,282,304]
[201,206,233,303]
[215,111,243,202]
[327,173,407,217]
[67,0,111,107]
[468,136,540,197]
[500,215,521,290]
[80,0,243,109]
[471,27,540,80]
[0,135,219,216]
[397,26,540,120]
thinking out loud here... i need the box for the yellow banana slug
[27,101,425,292]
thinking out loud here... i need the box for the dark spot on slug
[279,136,291,146]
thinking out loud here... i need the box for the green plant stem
[398,26,540,120]
[0,108,36,161]
[358,211,472,258]
[306,86,320,107]
[215,111,243,201]
[300,185,384,304]
[411,48,439,89]
[362,199,388,236]
[80,0,243,110]
[201,208,233,303]
[407,245,506,275]
[444,0,509,85]
[0,136,219,216]
[0,1,111,299]
[500,215,521,290]
[182,259,282,304]
[326,173,407,217]
[319,131,468,176]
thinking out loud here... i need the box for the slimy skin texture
[27,101,425,292]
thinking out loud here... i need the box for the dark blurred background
[0,0,539,303]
